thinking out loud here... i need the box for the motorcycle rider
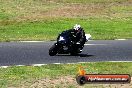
[71,24,86,51]
[58,24,86,51]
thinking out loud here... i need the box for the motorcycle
[49,31,91,56]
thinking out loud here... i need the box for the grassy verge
[0,17,132,42]
[0,0,132,42]
[0,62,132,87]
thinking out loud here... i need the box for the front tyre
[49,44,58,56]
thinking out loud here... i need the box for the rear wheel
[49,44,58,56]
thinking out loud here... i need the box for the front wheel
[49,44,58,56]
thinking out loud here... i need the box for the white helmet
[73,24,81,30]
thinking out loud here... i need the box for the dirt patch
[15,2,132,21]
[43,3,107,17]
[20,76,132,88]
[21,76,79,88]
[15,3,108,21]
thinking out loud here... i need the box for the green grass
[0,62,132,87]
[0,0,131,41]
[0,17,132,41]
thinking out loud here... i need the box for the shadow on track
[78,54,94,57]
[56,54,94,57]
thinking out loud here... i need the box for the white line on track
[0,66,9,68]
[53,63,62,64]
[19,41,46,42]
[17,39,129,43]
[115,39,126,40]
[107,61,132,62]
[84,44,107,46]
[32,64,47,66]
[19,41,108,46]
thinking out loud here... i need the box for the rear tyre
[49,44,58,56]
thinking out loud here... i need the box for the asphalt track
[0,40,132,66]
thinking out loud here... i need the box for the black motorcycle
[49,31,91,56]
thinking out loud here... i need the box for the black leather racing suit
[58,28,86,49]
